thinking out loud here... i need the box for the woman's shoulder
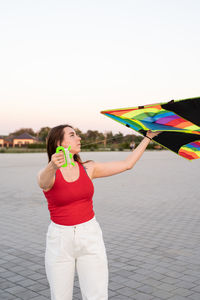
[82,161,95,180]
[82,160,95,169]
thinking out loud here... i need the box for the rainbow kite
[101,97,200,160]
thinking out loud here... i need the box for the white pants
[45,216,109,300]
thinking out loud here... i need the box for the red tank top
[43,162,95,226]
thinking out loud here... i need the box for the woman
[37,124,160,300]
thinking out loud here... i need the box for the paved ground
[0,151,200,300]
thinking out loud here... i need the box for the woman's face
[60,127,81,154]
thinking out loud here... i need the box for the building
[0,133,39,148]
[12,133,38,147]
[0,136,5,147]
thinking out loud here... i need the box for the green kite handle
[56,146,68,167]
[56,146,75,167]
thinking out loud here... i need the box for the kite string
[80,135,133,148]
[80,129,156,148]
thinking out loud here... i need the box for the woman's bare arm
[89,131,161,179]
[91,137,151,179]
[37,162,57,190]
[37,151,65,190]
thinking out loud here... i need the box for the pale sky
[1,0,200,135]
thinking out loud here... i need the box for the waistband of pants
[50,216,96,229]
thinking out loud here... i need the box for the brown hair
[46,124,83,164]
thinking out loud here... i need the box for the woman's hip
[45,216,107,260]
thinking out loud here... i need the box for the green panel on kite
[101,97,200,160]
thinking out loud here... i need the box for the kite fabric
[101,97,200,161]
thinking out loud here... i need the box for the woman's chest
[52,178,94,206]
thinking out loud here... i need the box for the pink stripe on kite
[155,115,178,125]
[190,141,200,147]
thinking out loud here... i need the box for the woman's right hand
[50,152,65,170]
[146,130,161,139]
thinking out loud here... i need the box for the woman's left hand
[146,130,162,139]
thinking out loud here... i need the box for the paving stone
[194,279,200,285]
[0,262,18,269]
[15,290,39,299]
[167,296,189,300]
[19,269,37,276]
[148,271,166,281]
[173,288,194,297]
[157,283,177,292]
[142,278,162,287]
[184,270,200,277]
[117,286,138,297]
[175,280,197,289]
[29,296,48,300]
[165,270,183,279]
[37,288,51,297]
[133,292,154,300]
[161,277,181,285]
[4,285,27,294]
[28,283,48,292]
[17,278,37,287]
[27,273,46,280]
[111,274,130,283]
[123,278,144,289]
[0,290,17,299]
[109,280,125,290]
[0,280,16,289]
[136,284,156,294]
[152,289,174,299]
[110,295,132,299]
[128,273,148,282]
[6,274,26,283]
[188,293,200,300]
[191,285,200,293]
[38,278,49,286]
[8,265,26,273]
[108,289,119,297]
[0,271,16,279]
[117,269,134,277]
[180,275,199,283]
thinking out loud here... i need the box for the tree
[113,132,123,143]
[74,128,84,139]
[85,130,100,141]
[38,127,51,142]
